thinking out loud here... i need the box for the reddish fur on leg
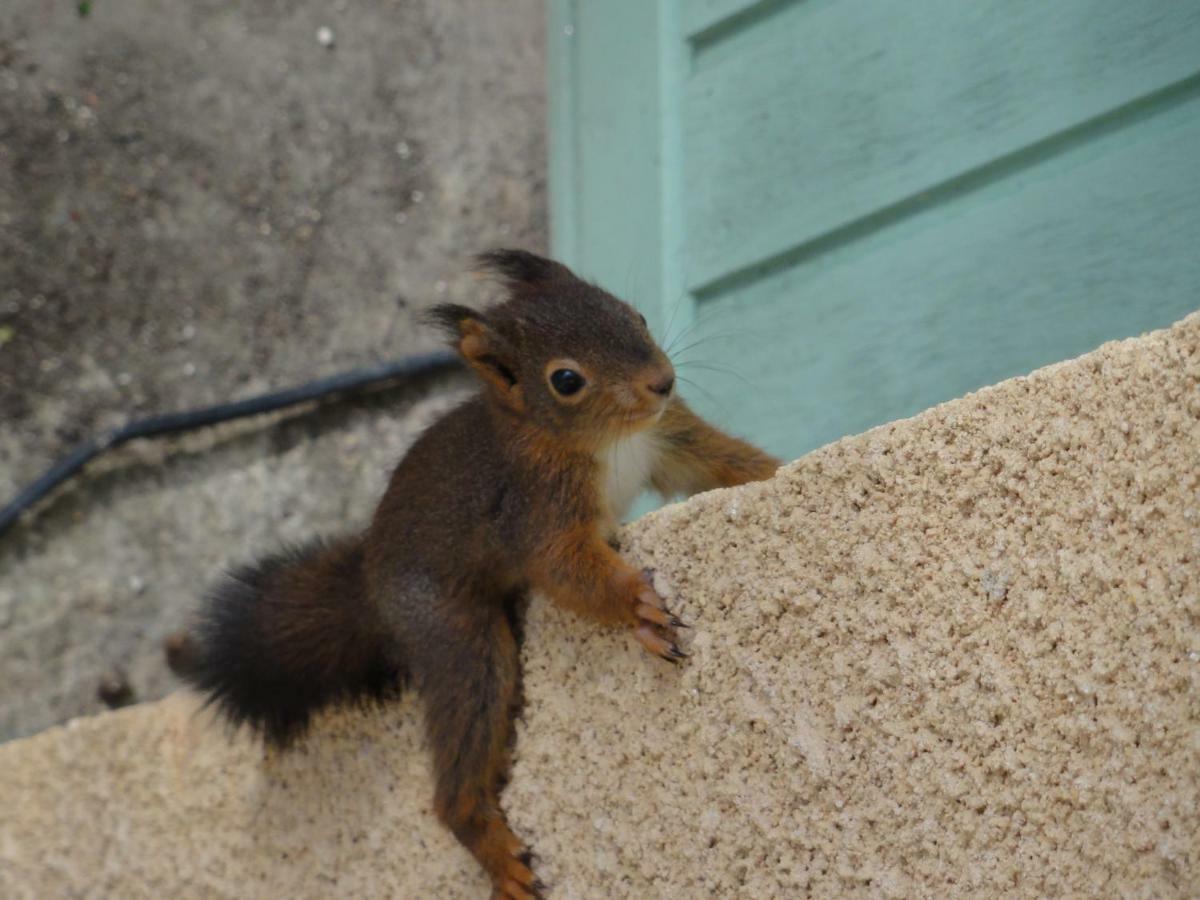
[652,397,781,495]
[423,608,542,898]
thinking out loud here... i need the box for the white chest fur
[596,430,662,522]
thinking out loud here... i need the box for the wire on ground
[0,351,461,540]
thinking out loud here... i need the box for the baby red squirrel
[168,250,780,899]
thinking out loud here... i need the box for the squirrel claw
[495,865,542,900]
[495,881,539,900]
[634,601,675,629]
[634,623,686,662]
[634,569,689,628]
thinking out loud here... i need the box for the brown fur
[174,249,781,899]
[652,398,781,496]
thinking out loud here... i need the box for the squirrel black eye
[549,368,585,396]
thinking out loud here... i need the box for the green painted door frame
[550,0,1200,463]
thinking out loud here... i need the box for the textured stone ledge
[3,313,1197,898]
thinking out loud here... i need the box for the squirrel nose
[646,374,675,397]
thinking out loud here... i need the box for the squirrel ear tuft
[425,303,523,408]
[425,303,483,341]
[475,249,571,288]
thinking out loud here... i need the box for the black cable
[0,350,461,540]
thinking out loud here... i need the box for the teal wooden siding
[549,0,1200,462]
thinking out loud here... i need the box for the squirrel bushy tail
[169,536,404,748]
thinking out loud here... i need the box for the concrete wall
[2,312,1197,898]
[0,0,546,741]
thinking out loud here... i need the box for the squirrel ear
[425,304,482,342]
[474,249,572,288]
[426,304,523,410]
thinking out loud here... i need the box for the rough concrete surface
[0,0,546,740]
[2,313,1197,898]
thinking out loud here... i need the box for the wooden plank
[683,0,784,42]
[547,0,675,335]
[684,0,1200,291]
[674,92,1200,460]
[547,0,581,264]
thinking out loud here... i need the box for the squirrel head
[429,249,675,449]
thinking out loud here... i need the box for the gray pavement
[0,0,547,741]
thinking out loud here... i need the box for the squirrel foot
[480,819,543,900]
[490,852,544,900]
[630,569,688,662]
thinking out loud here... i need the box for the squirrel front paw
[629,568,689,662]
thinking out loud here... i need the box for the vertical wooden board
[675,94,1200,459]
[547,0,581,266]
[684,0,1200,289]
[547,0,673,333]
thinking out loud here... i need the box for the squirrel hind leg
[163,629,203,677]
[415,602,542,899]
